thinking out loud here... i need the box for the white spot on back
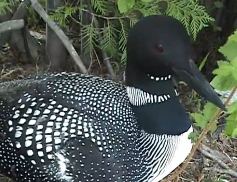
[19,118,26,124]
[36,143,43,149]
[25,140,32,147]
[26,128,34,135]
[28,119,37,125]
[27,150,34,156]
[38,151,44,157]
[36,135,43,141]
[33,110,41,116]
[45,127,52,134]
[15,131,22,138]
[8,120,13,126]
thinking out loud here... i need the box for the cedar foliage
[0,0,213,62]
[48,0,213,62]
[0,0,15,14]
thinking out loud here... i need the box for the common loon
[0,15,224,182]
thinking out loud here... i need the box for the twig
[200,145,237,178]
[30,0,87,73]
[0,19,24,34]
[102,54,116,79]
[204,167,237,178]
[0,68,23,80]
[200,144,232,167]
[167,86,237,181]
[80,8,130,20]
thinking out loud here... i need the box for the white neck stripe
[126,87,171,106]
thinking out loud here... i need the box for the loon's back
[0,73,142,181]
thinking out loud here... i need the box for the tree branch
[204,167,237,178]
[30,0,87,73]
[0,19,24,34]
[200,144,237,178]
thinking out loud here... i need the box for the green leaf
[231,57,237,80]
[141,0,154,3]
[203,103,217,120]
[228,101,237,113]
[219,41,237,61]
[228,30,237,42]
[211,75,237,91]
[211,59,237,90]
[188,131,199,142]
[117,0,135,13]
[213,62,233,77]
[192,103,218,132]
[232,128,237,138]
[209,121,217,133]
[225,102,237,137]
[192,113,206,128]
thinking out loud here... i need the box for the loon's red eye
[155,44,164,53]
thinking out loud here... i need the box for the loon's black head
[126,15,225,110]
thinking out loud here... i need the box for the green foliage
[81,23,98,55]
[192,103,218,131]
[192,30,237,138]
[50,6,77,27]
[91,0,110,15]
[225,102,237,137]
[0,0,15,14]
[100,21,118,55]
[164,0,214,39]
[117,0,135,13]
[211,30,237,92]
[217,30,237,137]
[141,0,154,2]
[116,0,214,39]
[50,0,213,64]
[211,59,237,90]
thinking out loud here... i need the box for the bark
[46,0,68,71]
[9,1,34,63]
[0,19,24,34]
[0,12,12,47]
[0,1,42,64]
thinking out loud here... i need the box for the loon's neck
[126,74,191,135]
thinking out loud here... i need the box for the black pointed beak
[173,59,226,110]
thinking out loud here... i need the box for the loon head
[126,15,225,110]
